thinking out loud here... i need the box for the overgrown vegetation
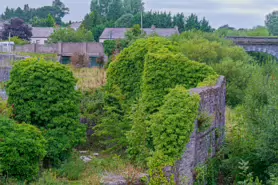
[1,20,278,184]
[6,58,86,166]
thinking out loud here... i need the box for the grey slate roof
[100,27,179,40]
[31,27,54,38]
[70,22,82,30]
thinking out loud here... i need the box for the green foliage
[15,52,58,61]
[172,31,253,107]
[34,170,69,185]
[218,26,270,37]
[104,40,117,56]
[115,14,134,28]
[6,58,86,165]
[265,11,278,36]
[9,36,29,45]
[150,86,200,161]
[212,59,255,107]
[185,14,213,32]
[147,151,176,185]
[56,153,86,180]
[94,85,129,151]
[0,117,46,181]
[142,50,215,113]
[1,0,69,25]
[197,111,214,133]
[107,37,178,101]
[49,27,94,43]
[97,37,217,166]
[197,74,219,88]
[125,24,145,45]
[0,99,12,118]
[173,13,185,33]
[32,14,56,27]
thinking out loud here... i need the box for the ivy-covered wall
[166,76,226,185]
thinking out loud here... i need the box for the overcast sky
[0,0,277,29]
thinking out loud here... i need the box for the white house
[31,27,54,45]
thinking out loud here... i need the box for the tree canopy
[2,18,32,41]
[48,27,94,43]
[1,0,69,25]
[265,10,278,36]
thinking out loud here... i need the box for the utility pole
[141,2,144,34]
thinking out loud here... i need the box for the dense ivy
[97,37,217,174]
[6,58,86,165]
[150,86,200,161]
[0,117,46,181]
[107,37,179,101]
[142,50,216,113]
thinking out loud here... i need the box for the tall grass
[72,68,106,92]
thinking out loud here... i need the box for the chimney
[109,30,113,40]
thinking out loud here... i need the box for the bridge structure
[227,36,278,59]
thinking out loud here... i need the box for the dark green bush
[6,58,86,165]
[0,116,46,181]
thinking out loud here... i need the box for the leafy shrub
[104,40,117,57]
[212,59,256,107]
[9,36,29,45]
[6,58,86,165]
[71,52,90,68]
[56,153,86,180]
[0,117,46,181]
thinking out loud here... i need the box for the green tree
[32,14,56,27]
[173,13,185,32]
[52,0,69,24]
[1,0,69,25]
[185,13,200,31]
[82,12,97,30]
[199,17,213,32]
[107,0,124,21]
[49,27,94,43]
[265,11,278,36]
[6,58,86,165]
[123,0,143,14]
[115,13,134,28]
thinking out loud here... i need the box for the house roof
[70,22,82,30]
[31,27,54,38]
[99,27,179,40]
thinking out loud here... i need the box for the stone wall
[226,37,278,59]
[171,76,226,185]
[15,42,105,57]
